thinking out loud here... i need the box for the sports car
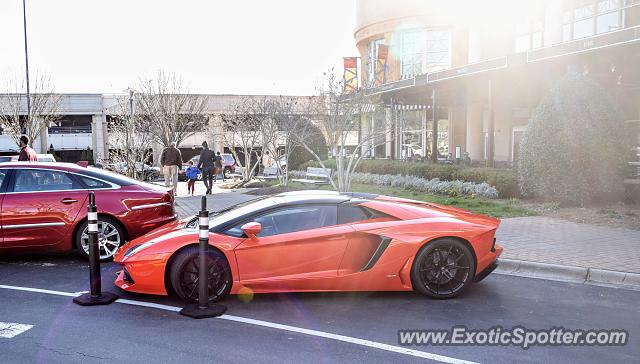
[114,190,502,302]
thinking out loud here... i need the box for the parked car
[0,155,18,163]
[0,154,55,162]
[108,162,161,181]
[36,154,57,162]
[114,190,502,303]
[179,153,237,180]
[0,162,176,261]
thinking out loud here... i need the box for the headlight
[124,241,156,257]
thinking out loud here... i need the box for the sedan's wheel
[76,217,124,262]
[170,246,232,303]
[411,239,475,299]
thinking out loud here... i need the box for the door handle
[61,198,78,204]
[326,235,346,241]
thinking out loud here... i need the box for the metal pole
[198,196,209,309]
[73,191,118,306]
[87,192,101,298]
[431,89,438,163]
[22,0,31,118]
[180,196,227,318]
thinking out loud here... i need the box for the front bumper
[473,260,499,282]
[113,258,169,296]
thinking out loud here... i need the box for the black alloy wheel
[411,238,475,299]
[170,246,232,303]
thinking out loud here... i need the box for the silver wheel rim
[80,221,121,260]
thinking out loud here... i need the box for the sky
[0,0,359,96]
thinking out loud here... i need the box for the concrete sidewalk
[496,216,640,274]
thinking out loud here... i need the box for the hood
[114,220,192,261]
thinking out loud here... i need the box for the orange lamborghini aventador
[113,190,503,302]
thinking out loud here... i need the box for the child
[186,160,199,196]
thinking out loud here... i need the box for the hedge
[299,159,518,198]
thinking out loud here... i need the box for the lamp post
[22,0,31,118]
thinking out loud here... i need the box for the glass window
[515,35,531,52]
[79,176,111,189]
[225,205,337,238]
[401,29,425,76]
[338,206,371,225]
[366,38,385,86]
[13,169,79,192]
[597,10,623,33]
[425,30,451,73]
[515,16,544,52]
[562,24,572,42]
[574,17,595,38]
[0,170,6,188]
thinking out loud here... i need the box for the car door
[232,204,353,286]
[0,168,88,248]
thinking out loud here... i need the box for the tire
[411,238,475,299]
[76,216,125,262]
[223,167,232,176]
[169,246,232,303]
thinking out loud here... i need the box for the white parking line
[0,284,478,364]
[0,322,34,338]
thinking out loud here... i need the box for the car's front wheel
[411,238,475,299]
[76,216,125,262]
[169,246,232,303]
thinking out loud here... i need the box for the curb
[495,259,640,291]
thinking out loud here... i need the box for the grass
[269,181,535,219]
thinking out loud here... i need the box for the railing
[48,126,92,134]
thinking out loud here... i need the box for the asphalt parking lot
[1,254,638,363]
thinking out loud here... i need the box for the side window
[79,176,111,189]
[225,205,337,238]
[338,205,371,225]
[0,170,6,191]
[13,169,79,192]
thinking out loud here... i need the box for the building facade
[0,94,317,164]
[354,0,640,164]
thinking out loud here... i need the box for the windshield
[185,196,275,230]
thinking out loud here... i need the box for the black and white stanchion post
[73,191,119,306]
[180,196,227,318]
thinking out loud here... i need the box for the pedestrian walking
[186,160,199,196]
[214,151,223,182]
[160,142,182,194]
[18,135,37,162]
[262,151,274,168]
[197,141,216,194]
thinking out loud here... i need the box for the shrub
[518,72,629,205]
[289,170,498,199]
[299,159,517,197]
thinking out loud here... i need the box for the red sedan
[0,162,176,261]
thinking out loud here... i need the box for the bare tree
[106,95,154,180]
[135,71,209,148]
[0,74,62,149]
[297,69,387,192]
[253,95,304,186]
[221,97,264,181]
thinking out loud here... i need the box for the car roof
[0,161,78,170]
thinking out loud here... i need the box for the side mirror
[241,222,261,240]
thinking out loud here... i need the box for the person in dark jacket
[18,136,37,162]
[160,142,182,194]
[197,141,216,194]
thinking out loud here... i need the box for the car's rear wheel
[169,246,232,303]
[411,238,475,299]
[223,167,232,176]
[76,216,125,262]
